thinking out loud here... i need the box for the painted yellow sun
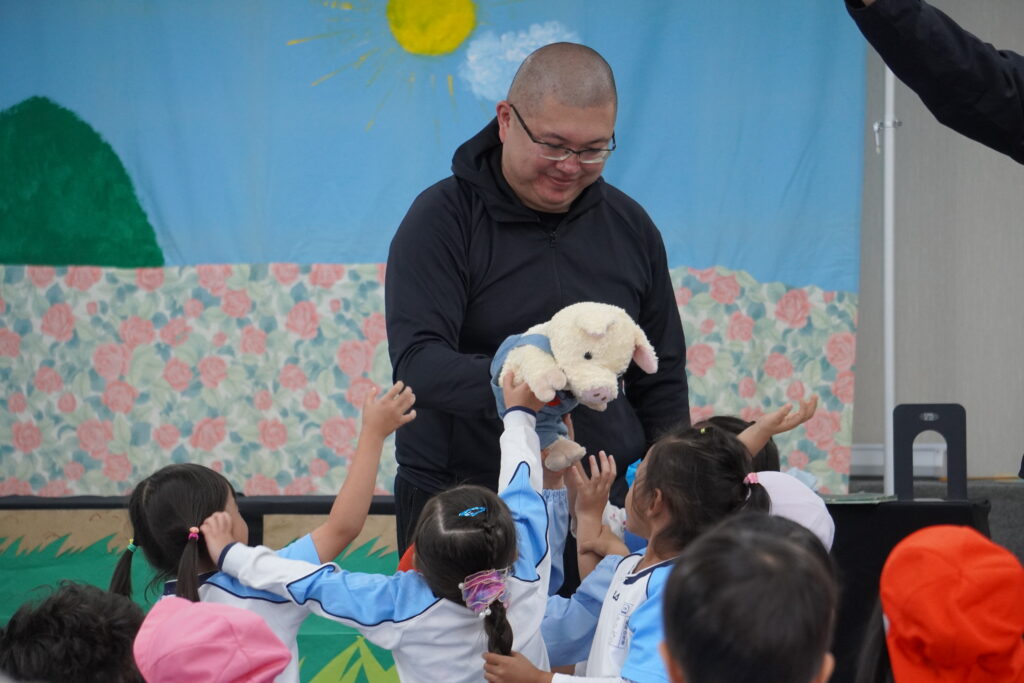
[387,0,476,56]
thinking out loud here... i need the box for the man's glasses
[509,103,615,164]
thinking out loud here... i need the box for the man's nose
[555,153,582,172]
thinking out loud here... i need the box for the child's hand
[501,372,545,414]
[361,381,417,440]
[568,451,616,521]
[482,651,553,683]
[756,395,818,436]
[578,524,630,559]
[200,511,236,566]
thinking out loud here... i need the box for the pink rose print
[160,318,192,346]
[286,301,320,340]
[154,424,181,449]
[103,453,133,482]
[197,264,232,296]
[823,291,836,303]
[310,264,346,288]
[740,406,765,423]
[8,393,27,413]
[254,390,273,411]
[120,316,155,350]
[64,266,102,291]
[39,480,73,497]
[58,393,77,413]
[245,474,281,496]
[787,450,809,470]
[0,329,21,357]
[190,417,226,451]
[827,446,851,473]
[278,364,307,390]
[163,358,193,392]
[774,289,811,329]
[93,343,131,380]
[240,326,266,354]
[87,302,98,315]
[303,390,321,411]
[726,312,754,342]
[709,274,740,304]
[377,263,387,284]
[259,419,288,450]
[12,422,42,452]
[700,319,715,335]
[689,405,715,424]
[738,377,757,399]
[685,344,716,377]
[804,410,841,451]
[211,461,224,473]
[832,370,855,404]
[285,477,316,495]
[136,268,165,291]
[212,332,227,347]
[42,303,75,341]
[78,420,113,457]
[222,289,252,318]
[336,340,374,377]
[64,461,85,480]
[34,366,63,393]
[0,478,32,496]
[184,298,205,318]
[674,286,692,307]
[688,267,717,283]
[346,377,379,409]
[0,296,5,314]
[763,353,793,380]
[786,380,806,402]
[271,263,300,285]
[825,332,856,372]
[27,266,55,288]
[321,416,358,455]
[330,299,341,313]
[309,458,329,477]
[198,357,228,389]
[103,381,138,414]
[362,313,388,346]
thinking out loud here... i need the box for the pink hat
[133,597,291,683]
[881,525,1024,683]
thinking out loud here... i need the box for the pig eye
[583,352,593,360]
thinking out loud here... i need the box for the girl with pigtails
[108,382,416,683]
[201,375,554,682]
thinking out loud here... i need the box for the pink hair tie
[743,472,759,485]
[458,569,509,618]
[187,526,200,541]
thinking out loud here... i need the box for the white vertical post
[882,67,898,496]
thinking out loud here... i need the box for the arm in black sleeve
[385,184,496,418]
[848,0,1024,163]
[624,221,690,444]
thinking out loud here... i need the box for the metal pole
[882,67,898,496]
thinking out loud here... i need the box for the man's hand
[482,652,553,683]
[361,381,417,441]
[200,511,236,566]
[502,372,545,414]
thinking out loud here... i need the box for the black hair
[109,463,235,602]
[411,485,517,655]
[695,415,781,471]
[854,600,894,683]
[662,517,838,683]
[0,581,145,683]
[718,511,837,581]
[632,424,771,556]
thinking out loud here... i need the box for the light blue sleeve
[274,533,319,563]
[543,487,569,595]
[619,565,672,683]
[542,554,621,666]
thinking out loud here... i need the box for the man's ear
[659,641,686,683]
[496,101,512,142]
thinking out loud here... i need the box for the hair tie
[459,506,486,517]
[743,472,759,486]
[699,426,708,434]
[187,526,200,541]
[126,538,138,553]
[459,568,509,617]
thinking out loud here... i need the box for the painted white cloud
[459,21,581,102]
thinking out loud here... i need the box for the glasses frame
[508,103,615,164]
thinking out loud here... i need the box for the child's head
[110,463,248,601]
[411,485,517,655]
[661,514,838,683]
[695,414,780,471]
[133,596,291,683]
[625,424,770,555]
[0,580,145,683]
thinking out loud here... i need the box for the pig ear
[576,314,615,339]
[632,325,658,374]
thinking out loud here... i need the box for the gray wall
[853,0,1024,478]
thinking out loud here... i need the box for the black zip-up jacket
[385,119,689,499]
[848,0,1024,164]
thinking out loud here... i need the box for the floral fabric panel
[0,264,856,496]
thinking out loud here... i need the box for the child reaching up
[109,382,415,683]
[200,375,553,683]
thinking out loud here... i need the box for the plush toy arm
[502,345,567,403]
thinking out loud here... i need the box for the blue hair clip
[459,506,487,517]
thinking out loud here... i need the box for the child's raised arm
[738,396,818,459]
[311,382,416,563]
[569,452,627,578]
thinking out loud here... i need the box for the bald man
[385,43,689,554]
